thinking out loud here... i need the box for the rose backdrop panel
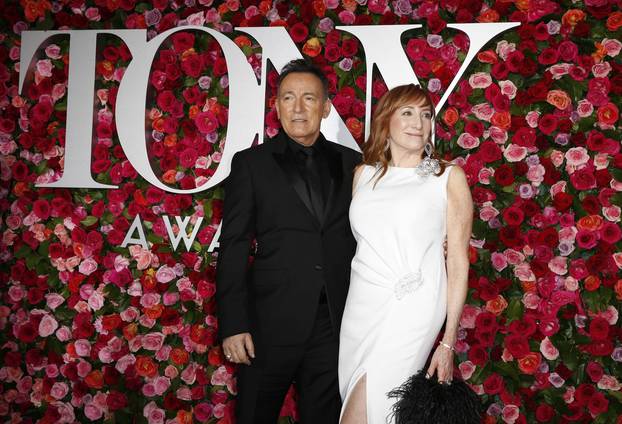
[1,0,622,423]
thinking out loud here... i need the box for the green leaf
[505,298,523,322]
[81,216,99,226]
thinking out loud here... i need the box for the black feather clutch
[387,369,482,424]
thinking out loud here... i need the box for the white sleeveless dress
[338,164,453,423]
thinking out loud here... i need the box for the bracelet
[439,341,455,352]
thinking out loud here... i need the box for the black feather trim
[387,369,482,424]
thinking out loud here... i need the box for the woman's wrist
[438,340,455,352]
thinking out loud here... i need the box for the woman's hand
[426,343,454,384]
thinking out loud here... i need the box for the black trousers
[235,303,341,424]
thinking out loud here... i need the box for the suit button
[314,265,323,271]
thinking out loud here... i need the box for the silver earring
[424,141,433,157]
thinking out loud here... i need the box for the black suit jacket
[216,132,361,345]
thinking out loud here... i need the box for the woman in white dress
[339,84,473,423]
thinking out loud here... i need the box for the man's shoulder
[233,140,278,161]
[324,139,362,163]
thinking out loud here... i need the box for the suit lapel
[271,134,320,227]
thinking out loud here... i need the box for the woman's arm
[427,165,473,382]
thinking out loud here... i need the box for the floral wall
[1,0,621,423]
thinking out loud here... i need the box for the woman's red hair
[361,84,447,183]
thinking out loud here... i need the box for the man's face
[275,72,331,146]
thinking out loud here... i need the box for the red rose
[289,23,308,43]
[538,113,557,135]
[504,334,530,359]
[512,127,536,147]
[588,392,609,416]
[502,206,524,226]
[467,344,488,366]
[537,47,559,65]
[517,352,541,374]
[341,38,359,57]
[535,404,555,422]
[181,53,202,78]
[570,168,597,190]
[586,361,604,383]
[427,12,446,33]
[499,226,523,248]
[600,222,622,244]
[478,141,502,163]
[553,192,573,211]
[597,102,619,125]
[493,164,514,186]
[324,43,341,62]
[589,317,609,341]
[483,373,504,395]
[106,390,128,410]
[17,322,37,343]
[11,161,30,181]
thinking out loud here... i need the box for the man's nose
[293,97,304,112]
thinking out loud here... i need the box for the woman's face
[388,101,433,155]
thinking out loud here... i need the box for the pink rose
[88,292,104,311]
[488,126,508,144]
[602,38,622,57]
[45,364,59,378]
[74,339,91,357]
[522,292,541,309]
[603,206,621,222]
[468,72,492,89]
[142,383,156,397]
[478,167,493,184]
[540,337,560,360]
[195,402,214,422]
[503,144,527,162]
[165,365,179,379]
[55,326,71,342]
[115,354,136,374]
[548,256,568,275]
[84,403,103,421]
[140,293,161,308]
[498,80,517,99]
[597,375,621,391]
[38,315,58,337]
[550,180,566,197]
[479,204,499,222]
[162,292,179,305]
[50,382,69,400]
[142,332,165,351]
[8,286,26,303]
[525,110,540,128]
[176,386,193,401]
[457,133,480,149]
[502,404,520,424]
[471,103,494,121]
[45,44,62,59]
[491,252,508,271]
[154,376,170,395]
[147,406,165,424]
[120,307,139,322]
[78,258,98,276]
[459,361,476,380]
[460,304,480,329]
[45,293,65,310]
[181,363,197,385]
[338,10,355,24]
[155,266,176,283]
[155,345,171,362]
[526,164,545,185]
[36,59,53,77]
[565,147,589,166]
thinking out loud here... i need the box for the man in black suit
[216,59,361,423]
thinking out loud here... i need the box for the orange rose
[144,303,164,319]
[584,275,601,292]
[190,324,206,344]
[164,134,177,147]
[607,11,622,31]
[258,1,271,15]
[342,0,358,12]
[477,50,498,64]
[135,355,158,378]
[162,169,177,185]
[302,38,322,58]
[171,347,190,366]
[615,279,622,300]
[515,0,529,11]
[491,111,511,129]
[477,9,500,23]
[577,215,603,231]
[85,370,104,389]
[443,107,459,126]
[312,0,326,17]
[13,182,29,198]
[181,49,197,61]
[597,103,619,126]
[177,410,193,424]
[562,9,585,27]
[546,90,572,110]
[518,352,541,375]
[123,322,138,341]
[96,60,114,79]
[66,342,77,359]
[345,117,363,140]
[234,36,252,48]
[141,270,157,291]
[486,295,508,315]
[152,117,165,132]
[521,281,537,293]
[188,104,199,120]
[21,0,52,22]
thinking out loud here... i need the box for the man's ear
[322,99,331,118]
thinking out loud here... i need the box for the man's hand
[222,333,255,365]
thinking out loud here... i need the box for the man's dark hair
[278,59,329,99]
